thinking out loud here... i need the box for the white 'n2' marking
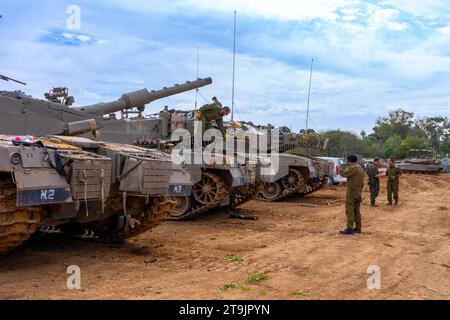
[41,189,55,200]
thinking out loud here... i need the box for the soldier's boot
[387,194,392,205]
[353,228,362,234]
[339,229,354,235]
[394,191,399,205]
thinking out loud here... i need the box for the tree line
[319,109,450,159]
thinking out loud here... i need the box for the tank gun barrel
[0,74,26,85]
[61,119,97,136]
[74,77,212,116]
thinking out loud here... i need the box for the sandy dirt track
[0,174,449,300]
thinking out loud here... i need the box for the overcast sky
[1,0,450,134]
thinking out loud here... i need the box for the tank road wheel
[261,181,282,201]
[281,168,305,192]
[170,196,192,219]
[0,176,41,254]
[192,172,226,206]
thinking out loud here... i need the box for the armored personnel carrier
[397,149,444,174]
[0,76,257,220]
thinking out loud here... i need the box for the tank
[0,75,257,221]
[397,149,444,174]
[0,74,205,252]
[0,128,198,254]
[224,121,334,201]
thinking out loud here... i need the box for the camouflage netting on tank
[279,132,328,156]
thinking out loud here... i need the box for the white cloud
[366,7,408,31]
[438,26,450,35]
[378,0,450,18]
[110,0,360,21]
[186,0,359,21]
[342,15,358,21]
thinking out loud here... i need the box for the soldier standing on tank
[196,97,230,136]
[367,158,382,207]
[386,158,401,205]
[339,155,365,235]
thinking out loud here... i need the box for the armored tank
[0,75,204,253]
[0,126,199,254]
[397,149,443,174]
[0,76,257,220]
[224,121,334,201]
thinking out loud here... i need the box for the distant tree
[373,109,415,143]
[440,137,450,157]
[321,130,361,157]
[383,134,403,159]
[299,128,317,135]
[415,116,450,153]
[319,109,449,159]
[359,136,384,158]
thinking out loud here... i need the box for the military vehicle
[397,149,444,174]
[0,76,257,220]
[0,75,207,253]
[224,121,334,201]
[0,126,192,253]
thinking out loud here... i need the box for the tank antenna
[194,46,200,111]
[305,58,314,132]
[231,10,237,121]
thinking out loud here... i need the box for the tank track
[256,168,307,202]
[228,187,257,209]
[0,176,41,254]
[170,171,228,220]
[40,196,175,244]
[256,168,329,202]
[109,196,175,241]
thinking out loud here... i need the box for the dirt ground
[0,174,449,300]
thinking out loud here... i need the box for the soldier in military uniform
[339,155,365,235]
[196,97,230,136]
[367,158,381,207]
[386,158,401,205]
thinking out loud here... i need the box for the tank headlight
[10,153,22,165]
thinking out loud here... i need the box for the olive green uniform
[340,163,365,231]
[367,163,380,205]
[198,102,226,135]
[386,166,401,204]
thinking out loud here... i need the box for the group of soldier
[339,155,402,235]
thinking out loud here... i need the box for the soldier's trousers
[387,181,399,204]
[369,180,380,205]
[346,193,362,230]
